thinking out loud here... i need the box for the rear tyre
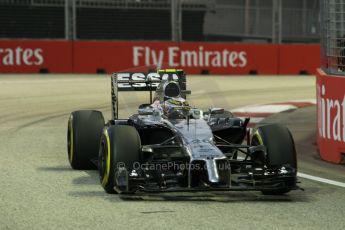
[67,110,104,170]
[251,124,297,195]
[99,125,141,194]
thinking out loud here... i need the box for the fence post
[64,0,75,40]
[244,0,250,36]
[72,0,76,40]
[65,0,69,39]
[171,0,181,42]
[272,0,282,43]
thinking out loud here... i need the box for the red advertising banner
[279,44,320,75]
[0,40,320,75]
[316,69,345,163]
[0,40,72,73]
[178,42,278,74]
[73,41,177,73]
[74,41,280,74]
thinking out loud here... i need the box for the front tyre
[99,125,141,194]
[67,110,104,170]
[251,124,297,195]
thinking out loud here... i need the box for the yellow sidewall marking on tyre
[101,129,111,187]
[254,130,264,145]
[69,115,74,163]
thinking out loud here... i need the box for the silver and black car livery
[67,69,299,195]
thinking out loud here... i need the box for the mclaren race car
[67,69,299,195]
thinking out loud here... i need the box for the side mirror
[209,108,224,115]
[190,108,203,119]
[138,107,154,115]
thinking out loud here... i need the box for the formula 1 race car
[67,69,298,195]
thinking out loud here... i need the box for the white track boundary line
[298,172,345,188]
[231,104,297,113]
[288,99,317,104]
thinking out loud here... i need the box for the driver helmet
[164,97,191,119]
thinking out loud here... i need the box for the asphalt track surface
[1,74,345,230]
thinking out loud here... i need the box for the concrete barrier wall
[316,69,345,163]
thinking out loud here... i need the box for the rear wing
[110,70,189,119]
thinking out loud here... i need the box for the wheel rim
[67,117,73,163]
[99,139,107,180]
[99,129,111,187]
[251,133,267,166]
